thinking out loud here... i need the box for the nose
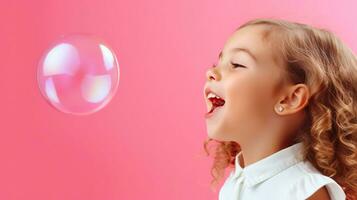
[206,67,220,81]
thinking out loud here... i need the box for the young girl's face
[204,25,288,142]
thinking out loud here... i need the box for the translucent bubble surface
[37,34,120,115]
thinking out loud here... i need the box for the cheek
[223,73,276,131]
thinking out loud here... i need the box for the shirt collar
[233,142,305,187]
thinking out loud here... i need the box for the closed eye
[231,62,246,68]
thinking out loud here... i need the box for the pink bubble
[37,34,120,115]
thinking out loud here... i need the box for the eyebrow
[218,47,258,62]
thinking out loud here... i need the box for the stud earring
[278,105,284,112]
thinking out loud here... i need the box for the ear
[275,84,310,115]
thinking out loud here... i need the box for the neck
[238,130,295,168]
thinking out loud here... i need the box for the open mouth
[207,93,225,114]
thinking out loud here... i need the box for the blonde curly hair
[203,18,357,199]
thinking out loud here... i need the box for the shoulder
[292,161,346,200]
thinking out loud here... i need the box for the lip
[205,105,224,118]
[204,85,225,116]
[204,86,224,100]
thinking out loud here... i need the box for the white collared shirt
[219,142,346,200]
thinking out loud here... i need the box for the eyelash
[231,62,246,68]
[211,62,246,69]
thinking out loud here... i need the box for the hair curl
[203,18,357,199]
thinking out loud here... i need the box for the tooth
[207,93,214,98]
[207,92,223,99]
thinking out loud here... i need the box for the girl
[203,18,357,200]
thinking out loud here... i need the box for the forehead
[221,25,275,64]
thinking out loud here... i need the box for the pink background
[1,0,357,199]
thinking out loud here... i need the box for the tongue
[212,98,225,107]
[209,98,225,113]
